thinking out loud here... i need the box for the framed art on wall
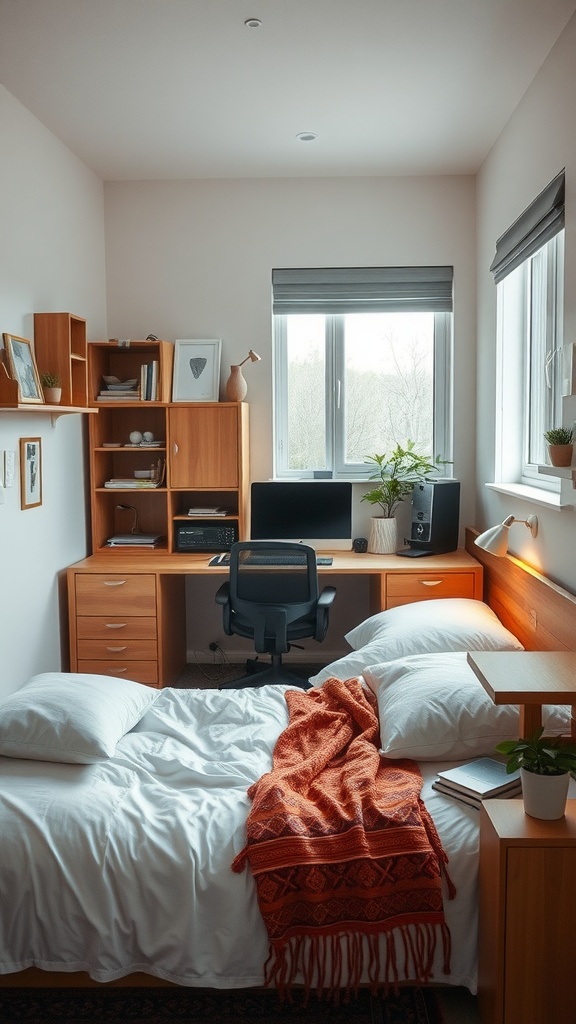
[172,339,221,402]
[3,334,44,404]
[20,437,42,509]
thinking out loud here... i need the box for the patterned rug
[0,986,441,1023]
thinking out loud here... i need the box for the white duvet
[0,685,479,992]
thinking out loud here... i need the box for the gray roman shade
[490,169,565,284]
[272,266,453,315]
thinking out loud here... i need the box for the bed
[0,528,575,994]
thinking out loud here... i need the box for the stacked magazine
[432,757,521,809]
[97,376,140,400]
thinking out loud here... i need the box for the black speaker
[407,480,460,554]
[353,537,368,553]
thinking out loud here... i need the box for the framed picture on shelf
[3,334,44,404]
[19,437,42,509]
[172,339,221,402]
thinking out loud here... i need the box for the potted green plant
[495,727,576,820]
[543,425,573,468]
[41,371,62,404]
[361,441,449,553]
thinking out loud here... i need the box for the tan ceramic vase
[225,365,247,402]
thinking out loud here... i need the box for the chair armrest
[215,582,230,605]
[318,586,337,607]
[215,582,232,634]
[314,586,337,640]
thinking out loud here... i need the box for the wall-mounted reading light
[474,514,538,557]
[116,503,140,535]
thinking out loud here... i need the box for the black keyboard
[209,554,333,567]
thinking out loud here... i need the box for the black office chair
[215,541,336,689]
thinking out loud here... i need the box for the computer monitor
[250,481,353,551]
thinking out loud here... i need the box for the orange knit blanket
[232,677,454,999]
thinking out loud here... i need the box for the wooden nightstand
[467,650,576,740]
[479,799,576,1024]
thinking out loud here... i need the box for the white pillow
[345,598,523,651]
[0,672,159,763]
[309,598,523,688]
[365,652,569,761]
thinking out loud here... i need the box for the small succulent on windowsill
[41,371,62,388]
[543,426,573,445]
[495,727,576,777]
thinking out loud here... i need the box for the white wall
[0,86,107,695]
[104,175,477,659]
[476,11,576,592]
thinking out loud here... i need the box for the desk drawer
[77,639,158,661]
[75,574,156,616]
[77,660,159,687]
[386,571,477,607]
[76,616,157,640]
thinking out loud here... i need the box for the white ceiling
[1,0,575,181]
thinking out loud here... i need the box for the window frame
[495,230,564,494]
[273,310,452,479]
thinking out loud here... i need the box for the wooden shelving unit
[34,312,88,408]
[87,340,250,554]
[0,313,94,419]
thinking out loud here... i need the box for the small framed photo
[172,339,221,402]
[3,334,44,404]
[20,437,42,510]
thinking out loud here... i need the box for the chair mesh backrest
[229,542,319,617]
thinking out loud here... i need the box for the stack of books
[97,376,140,400]
[104,458,166,489]
[431,757,522,809]
[140,361,159,401]
[106,533,163,547]
[187,507,229,516]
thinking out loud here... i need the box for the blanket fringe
[264,922,451,1004]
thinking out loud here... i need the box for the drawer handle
[108,668,128,675]
[103,580,127,587]
[106,646,128,653]
[419,579,443,587]
[105,623,127,629]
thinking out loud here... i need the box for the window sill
[485,481,572,509]
[537,463,576,484]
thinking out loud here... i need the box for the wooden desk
[67,549,483,687]
[467,650,576,740]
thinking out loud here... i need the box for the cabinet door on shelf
[169,405,239,488]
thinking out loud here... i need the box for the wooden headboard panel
[465,527,576,651]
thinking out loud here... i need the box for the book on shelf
[104,458,165,490]
[97,392,141,400]
[140,360,159,401]
[104,479,162,488]
[106,533,163,547]
[431,757,522,808]
[188,507,229,516]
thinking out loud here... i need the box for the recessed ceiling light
[296,132,318,142]
[244,18,262,28]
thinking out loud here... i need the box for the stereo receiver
[175,522,238,552]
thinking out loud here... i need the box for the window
[491,171,565,491]
[272,267,453,478]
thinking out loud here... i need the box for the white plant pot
[521,768,570,820]
[43,387,62,404]
[368,516,398,554]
